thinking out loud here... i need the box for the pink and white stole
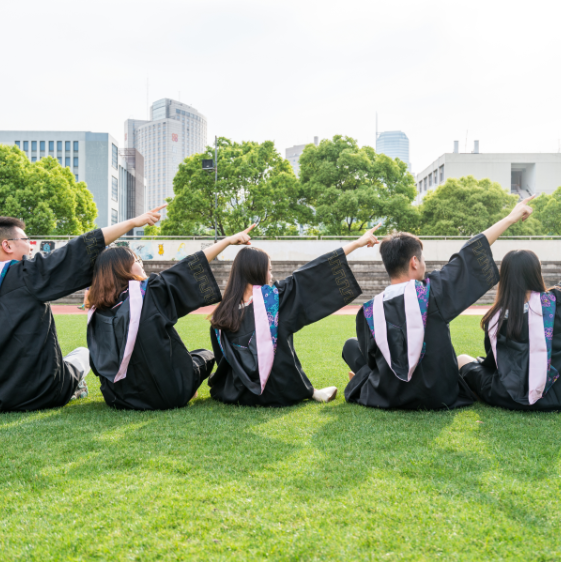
[252,285,276,393]
[87,280,143,383]
[488,291,548,405]
[372,280,426,382]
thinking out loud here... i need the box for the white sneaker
[312,386,338,403]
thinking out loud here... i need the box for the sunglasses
[7,237,30,242]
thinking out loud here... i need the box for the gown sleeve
[428,233,499,323]
[146,251,221,321]
[275,247,362,334]
[21,229,105,302]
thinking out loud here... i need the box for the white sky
[1,0,560,174]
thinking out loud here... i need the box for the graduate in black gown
[208,227,381,407]
[0,206,166,412]
[343,196,536,410]
[458,248,561,411]
[86,226,256,410]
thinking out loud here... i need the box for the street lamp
[202,136,219,242]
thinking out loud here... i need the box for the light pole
[202,135,219,242]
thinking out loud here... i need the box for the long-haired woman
[208,227,381,407]
[86,227,254,410]
[458,249,561,410]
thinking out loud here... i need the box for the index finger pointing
[151,203,168,213]
[522,194,537,203]
[370,222,383,233]
[244,223,257,234]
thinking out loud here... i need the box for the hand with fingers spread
[508,194,536,223]
[228,224,256,246]
[132,204,168,228]
[344,223,384,255]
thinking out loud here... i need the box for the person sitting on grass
[86,226,256,411]
[0,207,165,412]
[343,196,535,410]
[207,227,381,407]
[458,249,561,411]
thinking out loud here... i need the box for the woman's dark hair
[379,232,424,278]
[481,250,547,341]
[210,247,270,333]
[87,247,144,310]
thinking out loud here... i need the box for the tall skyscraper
[285,136,319,177]
[125,98,207,217]
[0,130,124,228]
[376,131,410,169]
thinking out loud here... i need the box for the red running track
[51,304,491,316]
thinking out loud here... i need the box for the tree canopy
[529,187,561,235]
[161,138,308,236]
[419,176,542,236]
[298,135,418,235]
[0,145,97,235]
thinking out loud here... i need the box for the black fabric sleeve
[275,248,362,334]
[147,251,221,321]
[428,233,499,323]
[22,229,105,303]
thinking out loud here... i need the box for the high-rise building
[119,149,145,235]
[376,131,410,169]
[285,136,319,177]
[124,98,207,218]
[0,130,123,228]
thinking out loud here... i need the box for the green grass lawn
[1,315,560,561]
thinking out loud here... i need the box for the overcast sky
[1,0,560,174]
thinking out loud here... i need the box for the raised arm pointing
[101,204,167,245]
[483,195,536,246]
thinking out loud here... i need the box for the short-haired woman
[86,227,254,410]
[459,249,561,411]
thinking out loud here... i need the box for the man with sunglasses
[0,206,166,412]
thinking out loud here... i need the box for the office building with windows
[376,131,410,169]
[416,141,561,202]
[0,130,124,228]
[124,98,207,218]
[285,136,319,176]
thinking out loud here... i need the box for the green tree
[419,176,542,236]
[162,138,308,236]
[0,145,97,235]
[298,135,419,235]
[530,187,561,235]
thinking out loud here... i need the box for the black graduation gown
[0,230,106,412]
[345,233,500,410]
[209,248,362,407]
[90,251,221,410]
[462,288,561,411]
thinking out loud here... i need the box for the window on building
[424,178,427,190]
[57,157,62,165]
[65,157,70,167]
[428,174,432,187]
[65,141,70,151]
[15,141,20,148]
[112,176,118,201]
[57,141,62,151]
[112,144,118,169]
[74,157,79,167]
[23,141,28,151]
[40,141,45,151]
[439,165,444,182]
[111,209,118,225]
[75,174,79,182]
[434,171,438,185]
[49,141,54,151]
[31,156,37,163]
[73,141,79,152]
[32,141,37,152]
